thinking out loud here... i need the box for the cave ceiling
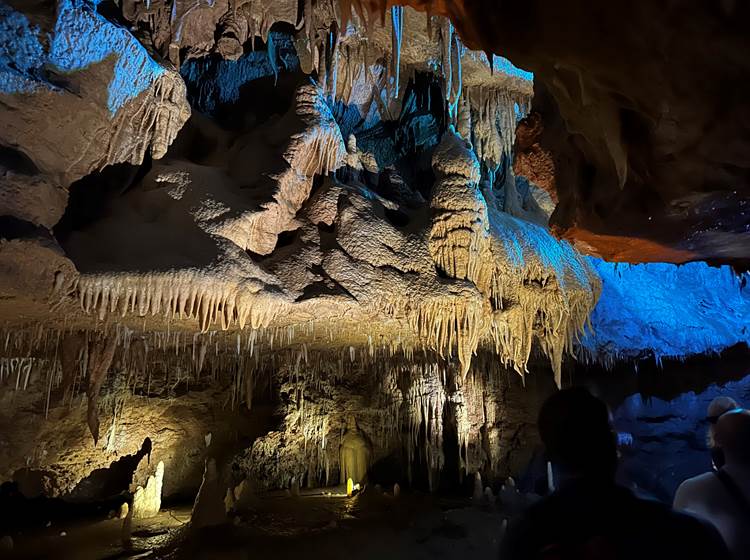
[0,0,748,382]
[405,0,750,266]
[107,0,750,265]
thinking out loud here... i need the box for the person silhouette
[706,396,740,470]
[674,409,750,560]
[501,387,730,560]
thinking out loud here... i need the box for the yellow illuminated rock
[339,416,371,486]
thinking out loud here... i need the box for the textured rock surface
[395,0,750,264]
[0,0,190,322]
[1,0,748,510]
[237,354,556,491]
[612,375,750,502]
[0,371,261,500]
[582,260,750,364]
[0,1,190,185]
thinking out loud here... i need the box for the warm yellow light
[346,478,354,496]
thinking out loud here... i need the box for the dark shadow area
[368,453,405,488]
[571,343,750,408]
[1,437,152,531]
[247,228,300,262]
[180,24,302,128]
[0,216,53,241]
[54,160,150,245]
[0,145,39,175]
[65,437,153,503]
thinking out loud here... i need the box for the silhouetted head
[538,388,617,481]
[707,396,739,447]
[714,408,750,466]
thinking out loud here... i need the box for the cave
[0,0,748,558]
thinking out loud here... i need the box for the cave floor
[5,490,507,560]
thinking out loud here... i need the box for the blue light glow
[583,259,750,361]
[0,0,164,114]
[180,32,299,114]
[0,4,44,94]
[613,375,750,501]
[493,56,533,82]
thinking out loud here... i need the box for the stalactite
[86,332,119,444]
[440,19,452,105]
[448,31,463,121]
[464,86,532,171]
[325,26,340,100]
[390,6,403,99]
[58,332,85,406]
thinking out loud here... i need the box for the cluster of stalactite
[120,0,520,119]
[237,349,536,490]
[0,324,537,490]
[457,86,532,173]
[66,139,599,388]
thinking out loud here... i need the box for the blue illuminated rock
[583,259,750,363]
[0,0,190,185]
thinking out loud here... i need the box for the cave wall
[612,374,750,502]
[582,259,750,363]
[236,354,557,492]
[402,0,750,264]
[0,0,749,509]
[0,332,272,502]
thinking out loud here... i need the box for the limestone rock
[339,416,371,485]
[191,459,227,529]
[0,169,67,230]
[0,1,190,186]
[132,461,164,519]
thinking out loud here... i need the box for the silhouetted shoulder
[674,472,718,510]
[634,499,732,560]
[672,509,732,558]
[500,486,732,560]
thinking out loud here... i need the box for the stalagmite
[118,502,129,519]
[231,479,256,510]
[484,486,496,505]
[224,487,236,513]
[132,461,165,519]
[290,476,301,496]
[339,416,371,485]
[191,459,227,529]
[121,504,133,548]
[473,472,484,502]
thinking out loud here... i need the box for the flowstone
[132,461,165,519]
[339,416,371,485]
